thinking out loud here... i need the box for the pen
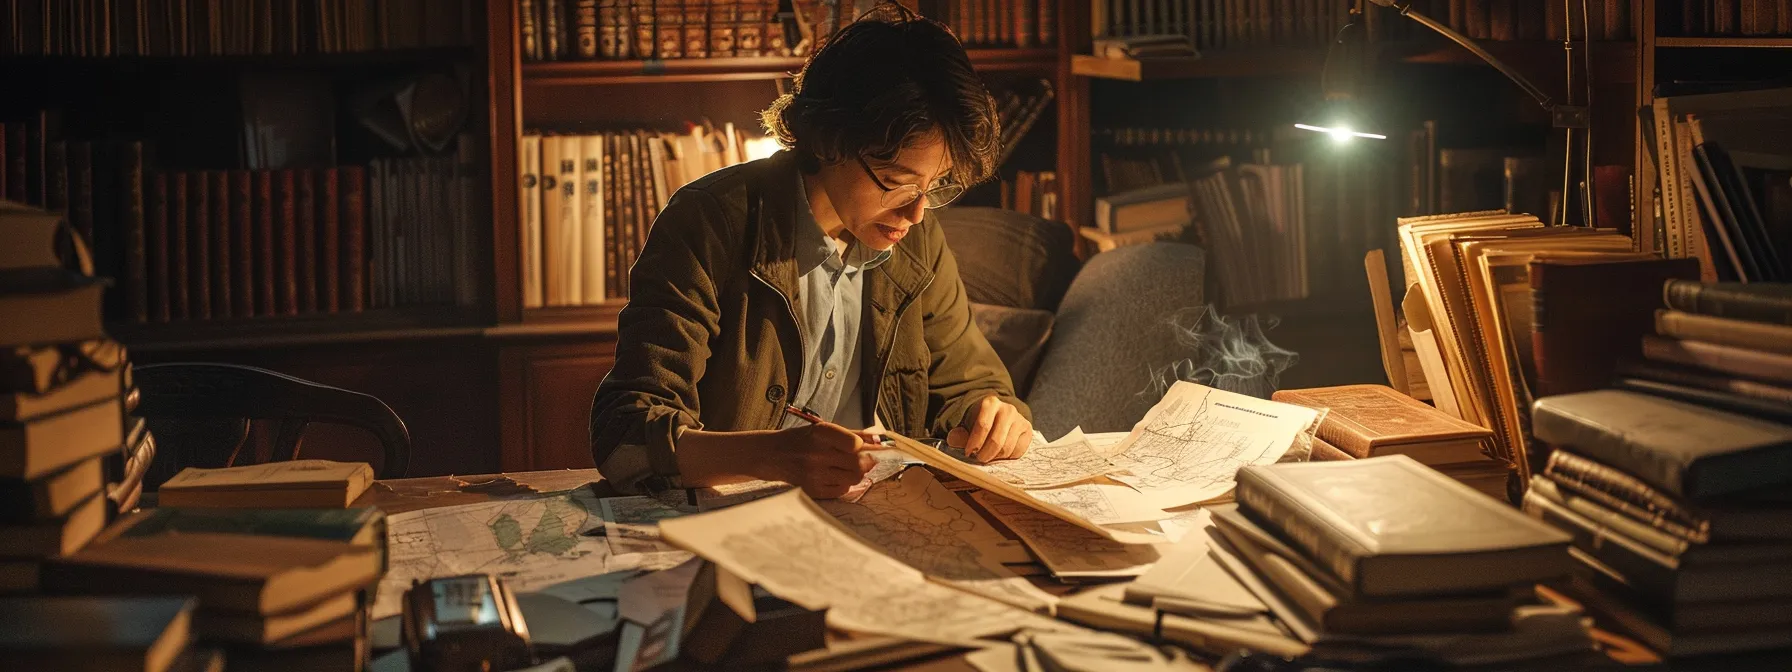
[783,404,826,425]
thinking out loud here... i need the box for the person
[588,6,1032,499]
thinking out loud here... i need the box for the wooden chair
[133,363,411,489]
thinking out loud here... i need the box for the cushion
[935,206,1080,311]
[1024,243,1210,437]
[969,302,1055,399]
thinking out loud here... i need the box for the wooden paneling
[131,338,502,478]
[498,341,618,472]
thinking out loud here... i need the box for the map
[818,467,1056,612]
[1102,382,1319,509]
[972,428,1119,489]
[971,491,1162,578]
[374,490,690,620]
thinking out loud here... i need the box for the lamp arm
[1369,0,1557,112]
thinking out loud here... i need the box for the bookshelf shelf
[1656,37,1792,49]
[1070,49,1324,81]
[522,48,1057,85]
[0,46,478,68]
[110,307,490,353]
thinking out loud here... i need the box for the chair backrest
[934,206,1081,311]
[133,363,411,487]
[1025,243,1208,437]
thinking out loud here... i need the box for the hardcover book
[1234,455,1572,599]
[1532,389,1792,500]
[1270,384,1492,463]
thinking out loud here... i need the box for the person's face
[817,132,959,251]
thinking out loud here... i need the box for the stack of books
[1530,387,1792,656]
[42,506,387,670]
[1622,281,1792,416]
[1211,456,1587,665]
[1,203,130,595]
[1271,384,1511,500]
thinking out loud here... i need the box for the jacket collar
[749,152,931,307]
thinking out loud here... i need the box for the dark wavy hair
[759,4,1000,187]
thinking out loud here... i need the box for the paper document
[374,491,612,620]
[658,489,1061,643]
[1102,382,1319,509]
[974,428,1119,489]
[598,496,693,555]
[882,431,1162,545]
[818,467,1057,613]
[971,492,1162,578]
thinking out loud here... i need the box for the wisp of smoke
[1138,305,1299,400]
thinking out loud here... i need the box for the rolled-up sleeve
[590,190,732,493]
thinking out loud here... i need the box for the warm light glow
[743,136,783,162]
[1293,123,1388,141]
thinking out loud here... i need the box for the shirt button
[825,369,837,380]
[766,385,785,403]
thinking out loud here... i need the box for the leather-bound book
[1656,309,1792,355]
[252,170,274,317]
[42,532,378,616]
[339,166,366,313]
[318,168,340,313]
[295,169,317,314]
[231,171,253,318]
[1234,455,1572,599]
[1272,384,1493,463]
[1664,280,1792,326]
[1545,449,1792,544]
[207,171,230,319]
[1642,335,1792,386]
[1530,257,1700,398]
[273,170,297,316]
[147,172,170,323]
[1532,389,1792,500]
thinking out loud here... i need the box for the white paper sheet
[1102,382,1320,509]
[971,491,1162,578]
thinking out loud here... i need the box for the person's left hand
[946,396,1032,463]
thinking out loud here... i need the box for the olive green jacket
[589,151,1028,492]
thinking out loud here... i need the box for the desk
[348,471,1792,671]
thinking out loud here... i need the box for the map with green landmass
[373,490,688,619]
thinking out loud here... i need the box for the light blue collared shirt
[782,175,891,430]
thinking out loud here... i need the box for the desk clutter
[1392,205,1792,660]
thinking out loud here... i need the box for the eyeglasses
[857,155,964,210]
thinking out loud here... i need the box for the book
[0,596,196,672]
[1615,377,1792,425]
[1094,182,1192,234]
[1529,490,1792,604]
[0,270,107,348]
[0,457,104,521]
[1234,455,1572,599]
[1544,449,1792,543]
[0,206,79,271]
[102,507,387,574]
[1,365,122,422]
[157,460,374,509]
[1532,389,1792,500]
[1642,335,1792,386]
[195,592,358,644]
[1664,280,1792,325]
[0,397,124,479]
[1212,511,1518,636]
[1529,257,1701,398]
[1569,563,1792,657]
[1619,361,1792,407]
[1527,476,1792,566]
[1078,222,1185,252]
[1656,309,1792,356]
[1270,385,1492,463]
[0,492,106,558]
[42,531,380,615]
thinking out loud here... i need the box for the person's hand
[765,422,878,499]
[947,396,1032,463]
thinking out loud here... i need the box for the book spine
[228,171,252,317]
[319,167,341,313]
[121,142,149,323]
[1664,280,1792,325]
[581,134,607,303]
[1656,310,1792,356]
[1544,450,1712,543]
[178,172,201,320]
[520,134,544,309]
[150,172,172,323]
[682,0,707,58]
[604,133,622,300]
[341,165,366,312]
[275,170,298,316]
[1643,334,1792,385]
[522,0,540,60]
[576,0,600,57]
[297,169,319,314]
[46,141,69,221]
[209,170,230,318]
[1234,468,1366,594]
[253,170,275,317]
[67,142,92,251]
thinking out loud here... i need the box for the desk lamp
[1298,0,1593,226]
